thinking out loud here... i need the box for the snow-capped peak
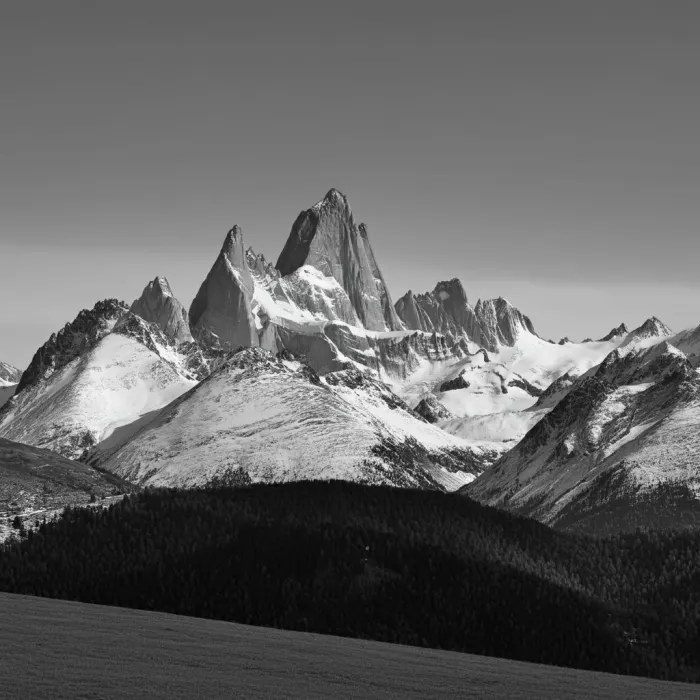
[620,317,674,349]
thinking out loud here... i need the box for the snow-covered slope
[101,348,499,491]
[464,332,700,534]
[0,308,201,460]
[391,317,679,459]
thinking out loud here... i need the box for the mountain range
[1,188,698,535]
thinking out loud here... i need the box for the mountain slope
[0,437,131,540]
[0,307,200,459]
[465,329,700,533]
[101,348,497,489]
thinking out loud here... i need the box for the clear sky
[1,1,699,368]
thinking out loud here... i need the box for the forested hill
[0,481,698,683]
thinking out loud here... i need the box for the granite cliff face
[276,189,403,332]
[395,281,536,353]
[183,192,472,380]
[130,277,193,345]
[189,226,259,351]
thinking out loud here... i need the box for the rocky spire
[275,189,403,332]
[188,226,259,351]
[130,277,193,345]
[395,281,536,353]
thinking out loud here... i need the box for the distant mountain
[464,319,700,534]
[0,362,21,385]
[0,362,20,410]
[100,347,498,490]
[395,279,537,353]
[187,191,468,378]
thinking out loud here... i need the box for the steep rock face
[395,282,536,354]
[189,226,258,351]
[130,277,193,345]
[101,348,496,490]
[275,189,403,332]
[14,299,129,395]
[474,297,536,350]
[465,339,700,533]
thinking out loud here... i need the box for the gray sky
[2,1,699,368]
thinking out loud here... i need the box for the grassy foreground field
[1,592,697,699]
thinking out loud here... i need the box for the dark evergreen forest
[0,482,698,683]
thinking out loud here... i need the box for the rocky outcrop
[275,189,403,332]
[189,226,259,351]
[14,299,129,395]
[415,395,454,423]
[598,323,628,342]
[130,277,193,345]
[396,282,536,354]
[439,370,470,392]
[508,376,543,397]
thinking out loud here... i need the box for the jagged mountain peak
[634,316,673,337]
[130,277,192,345]
[395,283,537,353]
[220,225,251,273]
[433,278,469,304]
[598,323,628,342]
[275,190,402,332]
[312,187,349,211]
[189,225,258,351]
[14,299,129,395]
[620,317,674,348]
[151,276,173,297]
